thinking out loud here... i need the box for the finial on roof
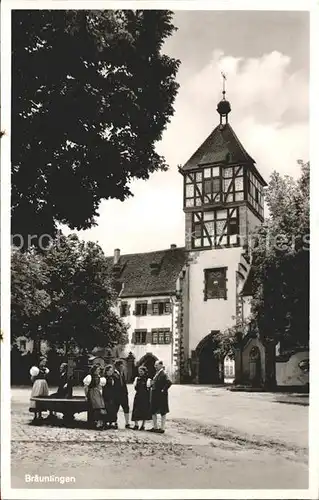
[217,72,231,125]
[222,72,226,99]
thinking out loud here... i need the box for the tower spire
[217,72,231,125]
[221,72,226,99]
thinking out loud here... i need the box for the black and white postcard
[1,0,318,498]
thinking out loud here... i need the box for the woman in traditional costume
[83,365,106,429]
[131,366,152,430]
[29,356,50,421]
[102,365,118,429]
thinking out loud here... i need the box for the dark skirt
[87,387,105,410]
[150,389,169,416]
[132,387,152,421]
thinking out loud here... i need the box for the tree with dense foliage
[12,10,180,243]
[250,162,309,349]
[11,234,127,352]
[214,162,309,359]
[212,318,252,360]
[11,247,51,345]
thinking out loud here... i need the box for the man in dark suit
[113,359,131,429]
[149,360,172,434]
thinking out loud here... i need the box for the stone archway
[195,332,221,385]
[136,352,158,379]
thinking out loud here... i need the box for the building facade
[106,246,187,382]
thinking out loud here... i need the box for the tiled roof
[181,123,255,171]
[106,247,187,298]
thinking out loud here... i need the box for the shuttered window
[120,302,130,317]
[133,330,147,345]
[151,329,171,344]
[152,300,171,315]
[135,301,148,316]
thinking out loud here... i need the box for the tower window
[228,218,239,236]
[184,168,222,208]
[204,180,211,194]
[194,223,201,238]
[190,208,239,249]
[212,178,220,193]
[204,267,227,300]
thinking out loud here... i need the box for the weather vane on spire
[217,72,231,125]
[221,72,227,99]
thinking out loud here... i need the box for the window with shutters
[133,330,147,345]
[151,329,171,344]
[164,330,171,343]
[135,301,147,316]
[120,301,129,317]
[152,302,160,315]
[152,300,171,315]
[164,301,171,314]
[204,267,227,300]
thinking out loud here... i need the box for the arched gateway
[195,332,221,384]
[136,352,158,379]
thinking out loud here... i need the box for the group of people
[29,356,172,434]
[84,359,172,433]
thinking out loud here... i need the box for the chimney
[113,248,120,265]
[170,244,177,249]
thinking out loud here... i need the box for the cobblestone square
[11,385,308,489]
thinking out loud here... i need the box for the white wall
[117,295,176,378]
[247,209,262,236]
[276,351,309,386]
[188,246,243,352]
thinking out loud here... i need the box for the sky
[64,10,309,257]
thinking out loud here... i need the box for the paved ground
[11,385,308,490]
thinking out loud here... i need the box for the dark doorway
[197,333,220,384]
[136,353,158,379]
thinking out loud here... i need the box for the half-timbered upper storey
[180,90,267,250]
